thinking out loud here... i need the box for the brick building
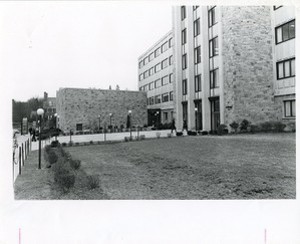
[172,6,295,132]
[56,88,147,133]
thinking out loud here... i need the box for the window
[144,70,149,78]
[169,73,174,83]
[139,74,143,81]
[139,60,144,68]
[208,6,216,27]
[276,20,295,44]
[161,41,168,53]
[163,112,168,122]
[144,57,149,65]
[162,76,169,86]
[162,93,169,102]
[149,82,154,90]
[195,74,201,92]
[277,58,295,79]
[181,6,186,20]
[182,79,187,95]
[169,55,174,65]
[149,96,154,105]
[273,6,283,10]
[155,63,161,73]
[76,123,83,131]
[169,38,173,47]
[170,91,174,101]
[284,100,296,117]
[182,28,187,45]
[149,52,154,61]
[154,47,161,57]
[193,6,199,10]
[182,54,187,70]
[209,37,218,57]
[149,67,154,76]
[155,95,161,104]
[194,46,201,64]
[155,79,161,88]
[210,69,219,88]
[144,85,148,91]
[194,18,200,37]
[161,58,168,69]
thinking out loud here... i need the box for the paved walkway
[30,130,176,151]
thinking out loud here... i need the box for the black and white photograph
[0,1,299,244]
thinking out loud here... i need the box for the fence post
[22,143,24,166]
[19,147,21,175]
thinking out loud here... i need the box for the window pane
[276,27,282,43]
[292,100,296,117]
[278,62,284,79]
[284,61,290,77]
[291,59,295,76]
[214,37,219,55]
[285,101,291,116]
[282,24,289,41]
[289,21,295,39]
[215,69,219,87]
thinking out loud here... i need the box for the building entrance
[210,97,220,132]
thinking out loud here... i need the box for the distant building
[43,92,56,117]
[138,31,175,126]
[56,88,147,133]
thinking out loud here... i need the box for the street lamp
[128,110,132,139]
[195,107,198,132]
[98,115,100,132]
[54,113,58,128]
[37,108,44,169]
[155,111,159,129]
[109,113,113,133]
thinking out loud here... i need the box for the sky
[0,2,172,101]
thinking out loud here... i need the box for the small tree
[229,121,239,134]
[240,119,250,132]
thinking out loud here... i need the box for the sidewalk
[30,130,174,151]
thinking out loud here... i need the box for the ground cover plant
[14,133,295,200]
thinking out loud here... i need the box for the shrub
[273,121,286,132]
[209,130,217,135]
[167,133,172,138]
[201,131,208,135]
[260,121,272,132]
[90,140,94,144]
[176,132,183,136]
[217,124,228,135]
[87,175,100,189]
[61,142,67,147]
[140,135,146,140]
[52,158,75,192]
[69,159,81,170]
[68,141,74,146]
[48,150,58,164]
[187,131,197,136]
[229,121,239,133]
[250,124,260,133]
[50,140,60,147]
[240,119,250,132]
[156,132,161,138]
[75,142,80,146]
[124,136,129,142]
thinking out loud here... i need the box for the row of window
[147,92,174,105]
[275,19,295,44]
[139,38,174,68]
[182,69,219,95]
[140,73,174,91]
[139,55,173,81]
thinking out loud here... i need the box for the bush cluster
[87,175,100,189]
[217,124,228,135]
[229,120,287,134]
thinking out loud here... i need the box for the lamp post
[128,110,132,139]
[54,113,58,128]
[155,111,159,129]
[98,115,100,132]
[109,113,113,133]
[37,108,44,169]
[195,107,198,132]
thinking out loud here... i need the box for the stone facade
[56,88,147,132]
[222,6,277,125]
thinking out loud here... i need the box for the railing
[13,135,31,183]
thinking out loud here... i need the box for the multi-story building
[138,31,175,126]
[172,6,295,132]
[271,6,296,128]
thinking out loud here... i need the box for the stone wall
[222,6,277,126]
[56,88,147,132]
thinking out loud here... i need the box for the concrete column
[201,6,211,131]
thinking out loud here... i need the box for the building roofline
[138,30,173,60]
[57,87,145,94]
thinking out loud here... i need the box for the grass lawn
[14,133,295,200]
